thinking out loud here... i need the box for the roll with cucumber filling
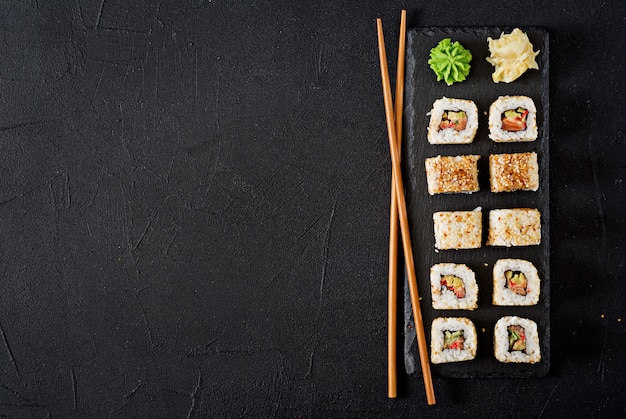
[494,316,540,363]
[431,317,477,363]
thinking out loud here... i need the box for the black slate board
[402,27,550,378]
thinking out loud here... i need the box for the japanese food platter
[402,27,550,378]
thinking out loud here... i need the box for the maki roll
[431,317,477,363]
[492,259,540,306]
[487,208,541,247]
[433,207,482,250]
[489,152,539,193]
[427,97,478,144]
[425,154,481,195]
[494,316,541,363]
[430,263,478,310]
[488,96,538,142]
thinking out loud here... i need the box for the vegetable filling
[439,110,468,131]
[505,270,528,296]
[440,275,466,298]
[507,325,526,352]
[501,107,529,131]
[443,330,465,350]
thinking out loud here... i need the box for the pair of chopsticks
[377,11,436,405]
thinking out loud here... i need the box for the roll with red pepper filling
[488,95,538,142]
[428,97,478,144]
[494,316,541,363]
[492,259,540,306]
[431,317,477,363]
[430,263,478,310]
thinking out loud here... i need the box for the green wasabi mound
[428,38,472,86]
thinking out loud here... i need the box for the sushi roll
[433,207,482,250]
[431,317,477,363]
[486,208,541,247]
[425,155,480,195]
[492,259,540,306]
[488,96,538,142]
[494,316,541,363]
[427,97,478,144]
[430,263,478,310]
[489,152,539,193]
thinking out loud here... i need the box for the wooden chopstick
[387,9,406,400]
[377,17,436,406]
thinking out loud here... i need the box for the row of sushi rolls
[425,29,542,365]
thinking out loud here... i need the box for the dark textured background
[0,1,624,417]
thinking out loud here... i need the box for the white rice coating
[489,152,539,193]
[488,95,538,142]
[433,207,482,250]
[430,263,478,310]
[494,316,541,363]
[487,208,541,247]
[431,317,477,363]
[427,97,478,144]
[492,259,540,306]
[425,155,480,195]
